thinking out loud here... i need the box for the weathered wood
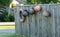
[14,6,21,35]
[55,5,60,37]
[14,4,60,37]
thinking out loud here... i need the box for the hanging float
[43,10,51,17]
[22,10,29,17]
[34,5,42,12]
[28,8,35,15]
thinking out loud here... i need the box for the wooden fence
[14,4,60,37]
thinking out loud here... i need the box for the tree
[0,0,12,22]
[0,0,11,7]
[26,0,59,4]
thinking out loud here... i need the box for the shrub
[9,13,14,22]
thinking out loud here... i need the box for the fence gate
[14,4,60,37]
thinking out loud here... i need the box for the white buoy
[29,8,35,14]
[43,11,50,17]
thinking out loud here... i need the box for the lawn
[0,34,27,37]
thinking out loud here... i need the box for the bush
[0,10,14,22]
[2,10,9,22]
[9,13,14,22]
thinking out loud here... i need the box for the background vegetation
[26,0,60,4]
[0,0,14,22]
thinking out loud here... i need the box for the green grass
[0,34,27,37]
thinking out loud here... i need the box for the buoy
[22,10,29,17]
[20,15,25,22]
[29,8,35,14]
[43,11,50,17]
[34,5,41,12]
[19,9,25,22]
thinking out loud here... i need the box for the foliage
[9,13,14,22]
[2,10,9,22]
[26,0,60,4]
[0,0,12,7]
[0,0,14,22]
[0,10,14,22]
[0,12,4,22]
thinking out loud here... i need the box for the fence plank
[55,5,60,37]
